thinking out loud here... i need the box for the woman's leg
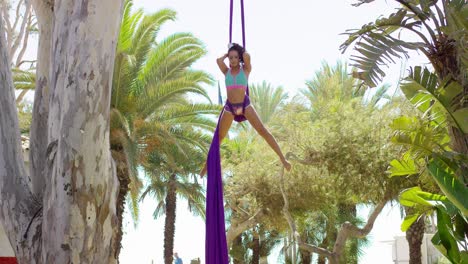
[200,110,235,176]
[244,105,291,171]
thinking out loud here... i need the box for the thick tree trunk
[164,173,177,264]
[43,4,121,260]
[1,0,124,262]
[0,14,41,263]
[405,208,425,264]
[40,0,124,263]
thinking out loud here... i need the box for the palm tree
[140,126,210,264]
[301,61,366,120]
[229,226,281,264]
[110,0,218,257]
[249,81,288,125]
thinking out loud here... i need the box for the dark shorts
[224,95,251,116]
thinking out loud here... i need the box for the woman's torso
[225,67,248,103]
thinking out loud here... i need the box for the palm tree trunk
[110,147,131,260]
[449,127,468,184]
[317,236,328,264]
[252,232,260,264]
[318,220,336,264]
[164,173,178,264]
[433,33,468,185]
[300,249,312,264]
[232,235,245,264]
[340,204,358,264]
[347,239,359,264]
[405,208,425,264]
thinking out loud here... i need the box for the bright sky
[119,0,423,263]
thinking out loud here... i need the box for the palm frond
[131,9,177,71]
[139,32,208,85]
[155,103,221,121]
[340,8,427,87]
[349,33,422,87]
[118,0,141,53]
[139,76,212,117]
[249,81,288,125]
[368,83,392,106]
[12,68,36,90]
[176,180,206,219]
[127,181,142,225]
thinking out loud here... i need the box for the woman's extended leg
[244,106,291,171]
[200,110,235,176]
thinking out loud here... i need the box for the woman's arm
[217,53,228,74]
[243,52,251,75]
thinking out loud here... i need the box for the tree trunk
[317,236,328,264]
[110,147,131,260]
[338,204,358,264]
[41,0,124,262]
[0,13,41,263]
[164,173,177,264]
[232,235,244,264]
[251,232,260,264]
[29,0,53,198]
[405,208,425,264]
[300,249,311,264]
[449,127,468,185]
[433,33,468,185]
[318,218,336,264]
[284,236,290,263]
[0,0,124,262]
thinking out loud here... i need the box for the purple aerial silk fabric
[205,110,229,264]
[207,0,248,261]
[205,95,250,264]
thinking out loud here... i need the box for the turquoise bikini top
[225,67,248,89]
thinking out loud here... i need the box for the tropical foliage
[223,63,411,263]
[342,0,468,261]
[111,1,220,262]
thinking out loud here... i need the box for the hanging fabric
[205,0,248,263]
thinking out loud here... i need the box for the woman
[200,43,291,176]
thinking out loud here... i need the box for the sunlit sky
[118,0,429,263]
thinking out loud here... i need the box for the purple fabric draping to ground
[205,110,229,264]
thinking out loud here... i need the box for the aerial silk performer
[201,0,291,263]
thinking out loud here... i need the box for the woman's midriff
[226,88,246,104]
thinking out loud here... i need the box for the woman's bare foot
[199,163,207,177]
[282,159,292,171]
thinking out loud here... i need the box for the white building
[385,234,445,264]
